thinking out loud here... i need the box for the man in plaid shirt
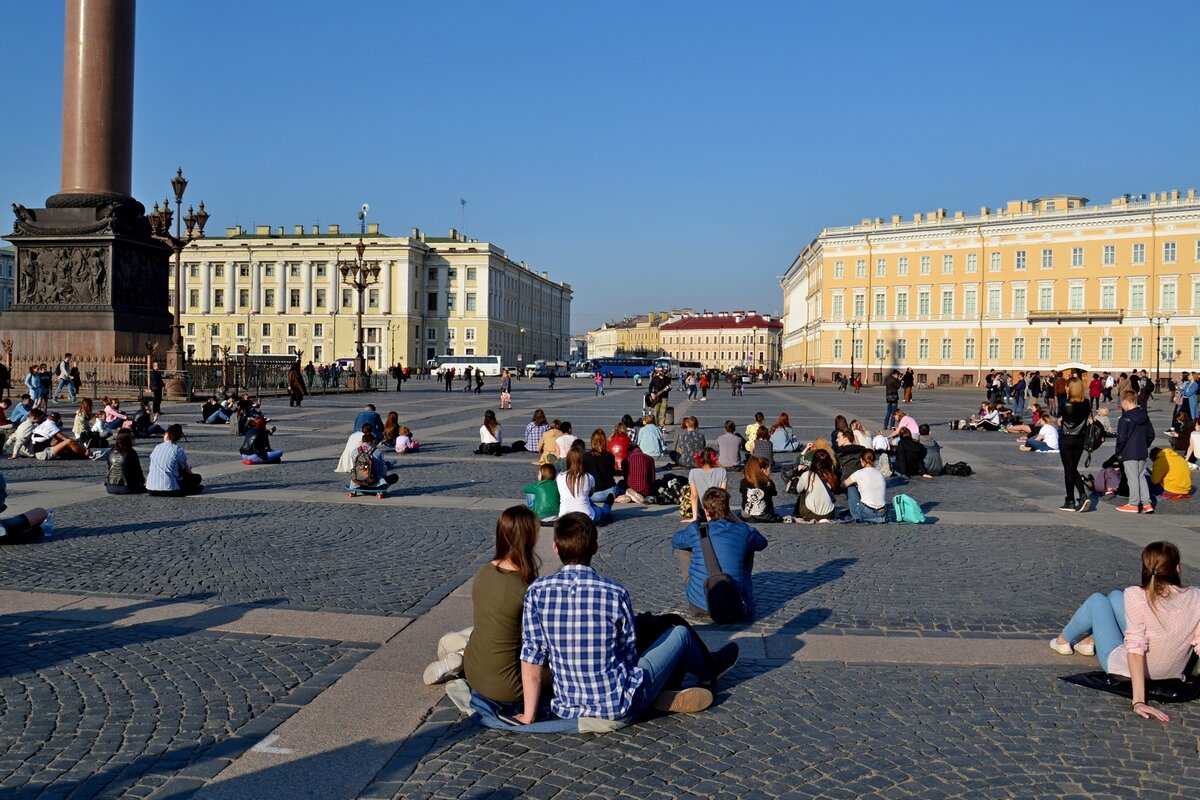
[515,513,737,725]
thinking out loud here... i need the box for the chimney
[255,225,270,235]
[411,227,420,238]
[294,225,304,235]
[311,225,319,234]
[276,227,284,236]
[367,222,380,235]
[328,224,340,235]
[225,225,242,236]
[449,227,458,239]
[980,207,990,217]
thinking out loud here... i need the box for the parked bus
[529,359,570,378]
[584,356,657,379]
[431,354,503,376]
[653,357,705,379]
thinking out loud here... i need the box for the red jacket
[607,432,631,471]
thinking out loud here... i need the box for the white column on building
[178,261,187,316]
[329,261,339,313]
[251,261,262,314]
[381,260,393,314]
[302,260,313,314]
[224,261,236,313]
[201,262,212,314]
[277,262,288,314]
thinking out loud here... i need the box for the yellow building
[781,190,1200,384]
[174,224,572,369]
[659,311,782,372]
[586,312,671,358]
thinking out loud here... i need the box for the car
[571,369,596,379]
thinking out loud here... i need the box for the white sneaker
[422,651,463,685]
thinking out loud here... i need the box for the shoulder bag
[698,522,745,624]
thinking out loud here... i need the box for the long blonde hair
[1066,377,1087,404]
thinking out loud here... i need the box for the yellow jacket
[1150,448,1193,495]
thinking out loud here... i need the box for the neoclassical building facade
[781,190,1200,384]
[659,312,783,372]
[174,224,572,368]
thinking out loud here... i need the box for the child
[523,464,561,523]
[395,425,420,453]
[1114,390,1154,513]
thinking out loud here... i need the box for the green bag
[891,493,926,524]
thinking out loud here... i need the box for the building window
[1132,243,1145,264]
[966,253,978,273]
[239,263,250,278]
[1193,337,1200,362]
[918,290,931,316]
[920,256,931,275]
[1195,241,1200,262]
[1130,336,1144,362]
[466,293,477,311]
[1161,336,1176,361]
[1038,337,1051,360]
[446,328,456,341]
[874,291,885,316]
[896,292,908,316]
[315,288,326,308]
[964,337,975,360]
[874,339,884,359]
[942,255,953,274]
[1100,337,1113,361]
[238,289,249,308]
[987,288,1001,316]
[214,288,224,307]
[447,268,457,281]
[1164,241,1177,263]
[941,290,954,316]
[264,264,275,277]
[1068,285,1084,310]
[897,257,908,276]
[1101,284,1116,310]
[1069,337,1082,361]
[290,265,300,278]
[1103,245,1116,266]
[342,288,353,308]
[1038,286,1053,311]
[1015,250,1026,270]
[368,289,379,308]
[426,327,436,341]
[1041,249,1053,269]
[834,261,844,278]
[188,289,199,309]
[1071,247,1084,267]
[853,292,865,317]
[1013,337,1025,361]
[264,289,275,307]
[989,252,1001,272]
[186,322,195,336]
[941,338,952,360]
[1162,282,1177,311]
[428,267,438,281]
[260,323,271,337]
[1194,282,1200,309]
[1013,287,1026,315]
[918,338,929,359]
[447,293,457,312]
[290,288,301,308]
[988,337,1000,360]
[189,264,199,278]
[1130,283,1145,311]
[427,292,438,312]
[316,263,326,277]
[853,339,863,360]
[465,328,476,341]
[467,267,477,281]
[214,264,224,278]
[287,323,297,337]
[964,288,977,316]
[895,339,907,360]
[833,339,843,359]
[313,323,324,337]
[831,295,844,318]
[876,258,886,277]
[855,260,866,278]
[261,345,271,355]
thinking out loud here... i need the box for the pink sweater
[1106,585,1200,680]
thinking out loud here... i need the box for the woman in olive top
[424,506,543,707]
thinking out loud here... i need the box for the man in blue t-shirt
[672,488,768,617]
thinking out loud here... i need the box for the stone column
[277,264,288,313]
[225,261,236,313]
[302,261,313,314]
[201,262,212,314]
[381,260,393,314]
[252,261,262,314]
[55,0,136,204]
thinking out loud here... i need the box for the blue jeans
[846,484,887,523]
[620,625,711,724]
[206,410,231,424]
[244,450,283,463]
[591,485,620,504]
[1028,439,1057,452]
[884,401,898,429]
[54,378,76,401]
[1061,590,1126,671]
[1013,394,1025,415]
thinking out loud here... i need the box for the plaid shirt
[524,422,549,453]
[520,564,644,720]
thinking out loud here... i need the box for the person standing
[901,368,915,404]
[287,362,307,407]
[149,360,164,416]
[304,361,316,390]
[647,366,671,429]
[1012,372,1027,416]
[53,354,76,403]
[1114,390,1155,514]
[884,369,901,429]
[1058,377,1094,512]
[594,372,605,397]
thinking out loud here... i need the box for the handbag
[697,522,745,624]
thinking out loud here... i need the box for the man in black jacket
[884,369,901,429]
[648,367,672,429]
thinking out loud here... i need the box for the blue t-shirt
[671,518,768,614]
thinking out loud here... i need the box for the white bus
[431,354,503,376]
[528,359,570,378]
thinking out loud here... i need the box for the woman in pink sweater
[1051,541,1200,722]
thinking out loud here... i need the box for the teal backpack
[891,493,926,524]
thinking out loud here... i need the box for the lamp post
[337,236,380,390]
[847,320,862,385]
[1149,315,1170,389]
[519,327,526,373]
[148,167,209,380]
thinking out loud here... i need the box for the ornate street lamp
[337,236,380,390]
[1149,314,1171,388]
[847,320,862,385]
[148,167,208,380]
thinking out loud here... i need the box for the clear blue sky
[3,1,1197,333]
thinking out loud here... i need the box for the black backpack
[941,461,973,477]
[1082,420,1107,467]
[698,522,745,624]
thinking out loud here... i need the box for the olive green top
[463,562,529,703]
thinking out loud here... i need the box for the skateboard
[345,482,389,500]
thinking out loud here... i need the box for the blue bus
[586,356,656,379]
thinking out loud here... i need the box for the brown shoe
[652,687,713,714]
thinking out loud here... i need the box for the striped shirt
[520,564,644,720]
[147,442,189,492]
[524,422,549,453]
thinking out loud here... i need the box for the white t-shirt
[804,472,835,516]
[555,434,579,459]
[1037,425,1060,451]
[853,430,872,448]
[846,466,886,509]
[480,424,502,444]
[556,471,597,519]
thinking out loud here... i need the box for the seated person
[1006,404,1043,435]
[687,447,728,523]
[624,444,656,498]
[515,513,739,727]
[234,393,265,435]
[671,416,705,468]
[553,421,579,460]
[715,420,745,469]
[794,450,837,522]
[102,399,129,431]
[832,430,867,484]
[105,429,146,494]
[477,410,506,456]
[1020,417,1060,453]
[395,425,419,453]
[1149,447,1193,499]
[147,424,203,496]
[556,444,614,524]
[8,409,43,459]
[743,412,766,453]
[352,403,384,439]
[918,424,944,476]
[674,487,769,617]
[635,416,665,460]
[239,416,283,464]
[968,404,1001,431]
[8,395,33,427]
[1050,541,1200,723]
[1096,406,1116,435]
[738,455,782,523]
[889,410,921,441]
[336,424,369,473]
[892,428,931,478]
[768,413,800,453]
[606,422,631,473]
[350,432,400,488]
[583,430,620,504]
[31,412,94,460]
[0,472,50,542]
[523,464,561,522]
[843,450,887,523]
[203,395,236,424]
[749,426,774,466]
[131,400,167,439]
[535,420,562,465]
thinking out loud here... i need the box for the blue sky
[3,1,1198,332]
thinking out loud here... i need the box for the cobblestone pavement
[2,381,1198,799]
